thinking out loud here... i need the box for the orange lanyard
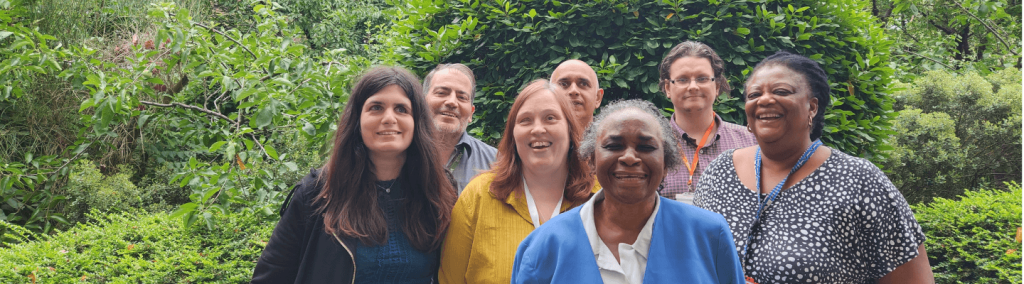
[681,114,715,189]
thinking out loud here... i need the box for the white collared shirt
[580,190,660,284]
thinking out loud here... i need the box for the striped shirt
[660,113,756,199]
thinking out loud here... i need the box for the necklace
[375,179,397,193]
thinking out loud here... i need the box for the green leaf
[736,27,750,35]
[208,141,228,152]
[302,122,316,136]
[264,144,279,160]
[284,162,298,171]
[202,187,219,204]
[170,203,198,219]
[255,107,274,128]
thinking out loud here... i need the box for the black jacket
[251,169,360,283]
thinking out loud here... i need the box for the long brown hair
[488,79,593,203]
[316,66,456,251]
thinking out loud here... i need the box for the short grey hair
[422,63,476,100]
[578,99,682,172]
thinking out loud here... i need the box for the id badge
[674,192,695,205]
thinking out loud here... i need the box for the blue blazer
[511,196,744,284]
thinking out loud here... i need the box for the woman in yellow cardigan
[438,79,600,284]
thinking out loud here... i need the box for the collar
[669,112,723,147]
[581,190,660,260]
[455,131,474,155]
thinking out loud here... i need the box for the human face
[426,69,474,135]
[665,56,719,114]
[593,111,665,204]
[360,85,416,157]
[551,60,604,126]
[513,90,571,173]
[743,65,818,144]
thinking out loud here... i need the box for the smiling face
[360,84,415,156]
[664,56,720,114]
[593,110,666,204]
[551,60,604,126]
[425,69,474,135]
[513,90,571,173]
[744,65,818,144]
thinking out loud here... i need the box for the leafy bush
[60,161,186,224]
[0,210,274,283]
[0,219,36,248]
[0,153,72,234]
[913,182,1022,283]
[395,0,897,160]
[884,68,1022,202]
[274,0,394,55]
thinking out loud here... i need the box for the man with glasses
[423,63,498,194]
[658,41,756,203]
[550,59,605,127]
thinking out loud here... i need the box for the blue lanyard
[741,139,823,261]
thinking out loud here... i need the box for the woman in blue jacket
[510,99,743,284]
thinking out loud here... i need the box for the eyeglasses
[669,77,715,86]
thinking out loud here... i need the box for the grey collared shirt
[447,132,498,194]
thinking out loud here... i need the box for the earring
[747,126,753,133]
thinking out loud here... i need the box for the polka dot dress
[694,149,926,283]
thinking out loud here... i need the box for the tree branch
[140,100,232,122]
[191,21,271,74]
[950,0,1020,55]
[903,49,956,69]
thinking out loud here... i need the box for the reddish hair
[488,79,593,203]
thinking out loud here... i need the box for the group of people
[249,41,934,284]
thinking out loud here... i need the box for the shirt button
[700,149,706,154]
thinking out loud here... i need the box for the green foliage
[884,68,1021,203]
[60,161,184,224]
[0,152,72,234]
[0,0,73,101]
[0,210,274,283]
[71,1,357,229]
[395,0,898,160]
[912,182,1022,283]
[0,219,36,248]
[274,0,395,55]
[871,0,1021,78]
[23,0,215,46]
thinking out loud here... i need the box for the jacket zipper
[331,233,357,284]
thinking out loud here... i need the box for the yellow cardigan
[438,173,601,284]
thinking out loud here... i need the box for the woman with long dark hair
[252,66,457,283]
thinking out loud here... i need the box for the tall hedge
[394,0,896,159]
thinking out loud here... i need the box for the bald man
[550,59,605,126]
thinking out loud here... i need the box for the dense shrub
[60,161,187,224]
[395,0,897,160]
[912,183,1022,283]
[884,68,1022,202]
[274,0,394,54]
[0,210,274,283]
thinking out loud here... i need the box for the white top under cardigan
[580,190,660,284]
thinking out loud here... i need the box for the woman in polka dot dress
[694,51,935,284]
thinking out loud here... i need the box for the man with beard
[550,59,605,127]
[423,63,498,194]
